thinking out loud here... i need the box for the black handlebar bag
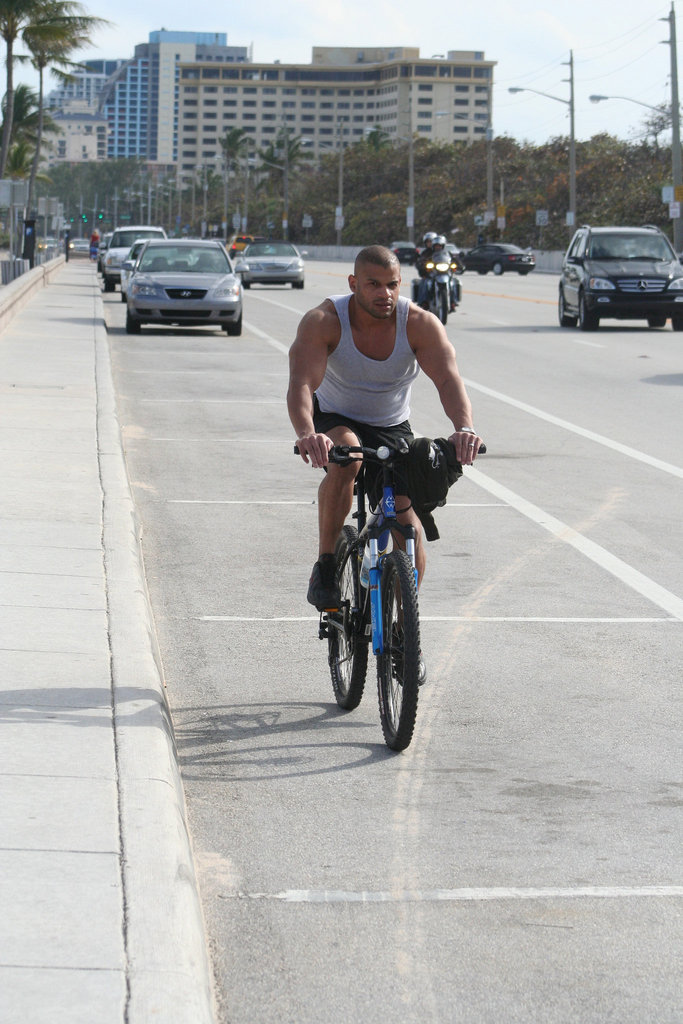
[405,437,463,541]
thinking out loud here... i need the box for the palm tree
[218,126,251,238]
[0,0,42,176]
[0,81,49,147]
[22,0,107,213]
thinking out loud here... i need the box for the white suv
[102,225,167,291]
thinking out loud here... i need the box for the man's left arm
[409,311,483,465]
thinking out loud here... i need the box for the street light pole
[281,125,290,241]
[509,54,577,228]
[336,118,345,248]
[565,50,576,227]
[663,2,683,251]
[407,91,415,244]
[590,78,682,248]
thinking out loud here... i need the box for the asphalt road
[104,261,682,1024]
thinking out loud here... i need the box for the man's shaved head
[354,245,400,276]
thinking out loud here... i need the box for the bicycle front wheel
[376,550,421,751]
[328,525,369,710]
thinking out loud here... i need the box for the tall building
[96,31,250,164]
[46,59,126,111]
[45,108,109,165]
[176,46,495,175]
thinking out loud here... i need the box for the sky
[23,0,679,146]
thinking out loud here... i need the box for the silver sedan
[233,241,305,289]
[125,240,243,335]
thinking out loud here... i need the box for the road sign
[662,186,674,203]
[302,214,313,228]
[669,201,681,219]
[675,185,683,202]
[535,209,549,227]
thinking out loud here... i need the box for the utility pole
[407,89,415,244]
[282,125,290,241]
[663,3,683,251]
[336,118,345,248]
[564,50,577,227]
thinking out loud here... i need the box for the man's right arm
[287,303,337,468]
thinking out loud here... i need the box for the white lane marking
[167,499,501,506]
[140,398,283,404]
[463,379,683,479]
[220,886,683,904]
[468,467,683,620]
[245,320,290,355]
[169,500,316,505]
[195,615,676,624]
[572,338,605,348]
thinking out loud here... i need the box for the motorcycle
[411,253,462,324]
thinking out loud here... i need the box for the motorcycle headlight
[435,262,450,272]
[425,261,435,270]
[588,277,616,291]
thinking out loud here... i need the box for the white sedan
[233,241,305,289]
[119,239,148,302]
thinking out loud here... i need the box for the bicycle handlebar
[294,439,486,460]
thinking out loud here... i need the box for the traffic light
[82,213,88,223]
[98,210,103,220]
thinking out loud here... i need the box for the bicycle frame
[344,446,418,656]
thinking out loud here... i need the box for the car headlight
[213,280,241,299]
[588,277,615,290]
[667,276,683,290]
[130,280,163,298]
[287,260,304,270]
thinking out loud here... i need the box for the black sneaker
[307,554,341,611]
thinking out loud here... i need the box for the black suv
[559,225,683,331]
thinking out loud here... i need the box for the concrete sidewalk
[0,261,215,1023]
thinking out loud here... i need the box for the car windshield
[111,230,164,247]
[244,243,298,257]
[588,234,674,261]
[138,246,230,274]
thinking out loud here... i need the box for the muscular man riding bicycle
[287,244,483,621]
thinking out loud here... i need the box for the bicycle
[297,439,422,751]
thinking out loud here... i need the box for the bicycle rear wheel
[376,550,420,751]
[328,526,368,710]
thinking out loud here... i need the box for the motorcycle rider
[415,232,438,307]
[416,234,459,312]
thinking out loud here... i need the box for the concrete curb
[93,291,216,1022]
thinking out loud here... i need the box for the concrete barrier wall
[0,255,65,335]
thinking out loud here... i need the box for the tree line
[0,0,106,220]
[40,128,675,252]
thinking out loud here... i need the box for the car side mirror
[566,255,583,265]
[121,259,134,271]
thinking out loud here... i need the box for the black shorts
[313,395,414,504]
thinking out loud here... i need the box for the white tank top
[315,294,419,426]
